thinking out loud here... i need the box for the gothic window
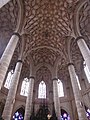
[13,107,24,120]
[85,106,90,119]
[83,61,90,83]
[38,81,46,99]
[20,78,29,96]
[76,75,81,90]
[58,79,64,97]
[4,70,14,89]
[61,109,70,120]
[86,108,90,119]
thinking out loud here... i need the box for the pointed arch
[12,107,25,120]
[38,81,46,99]
[61,109,70,120]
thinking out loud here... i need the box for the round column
[53,78,61,120]
[76,36,90,73]
[0,33,20,90]
[68,63,87,120]
[2,60,23,120]
[24,76,35,120]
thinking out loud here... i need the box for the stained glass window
[13,111,23,120]
[85,106,90,120]
[4,70,14,89]
[20,78,29,96]
[58,79,64,97]
[61,109,70,120]
[83,61,90,83]
[12,108,24,120]
[38,81,46,99]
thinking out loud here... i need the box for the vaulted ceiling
[0,0,90,80]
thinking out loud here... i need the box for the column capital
[29,76,35,79]
[17,60,23,63]
[76,36,84,42]
[52,78,58,81]
[67,63,74,67]
[12,32,21,39]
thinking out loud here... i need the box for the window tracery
[38,81,46,99]
[4,70,14,89]
[58,79,64,97]
[20,78,29,96]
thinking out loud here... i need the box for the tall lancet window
[4,70,14,89]
[20,78,29,96]
[38,81,46,99]
[76,75,81,90]
[58,79,64,97]
[83,61,90,83]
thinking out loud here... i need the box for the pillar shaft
[77,37,90,73]
[0,33,20,90]
[24,77,34,120]
[68,63,87,120]
[53,78,61,120]
[2,60,22,120]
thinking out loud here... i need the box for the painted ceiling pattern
[30,48,61,66]
[23,0,80,67]
[0,0,89,80]
[36,66,51,83]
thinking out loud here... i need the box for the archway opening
[61,109,70,120]
[12,107,25,120]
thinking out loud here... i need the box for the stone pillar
[53,78,61,120]
[76,36,90,73]
[0,33,20,90]
[2,60,23,120]
[68,63,87,120]
[24,76,35,120]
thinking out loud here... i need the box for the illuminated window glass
[4,70,14,89]
[38,81,46,99]
[58,79,64,97]
[61,109,70,120]
[13,108,24,120]
[85,106,90,119]
[83,61,90,83]
[76,75,81,90]
[20,78,29,96]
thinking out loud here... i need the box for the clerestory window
[38,81,46,99]
[83,61,90,83]
[76,75,81,90]
[58,79,64,97]
[20,78,29,96]
[4,70,14,89]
